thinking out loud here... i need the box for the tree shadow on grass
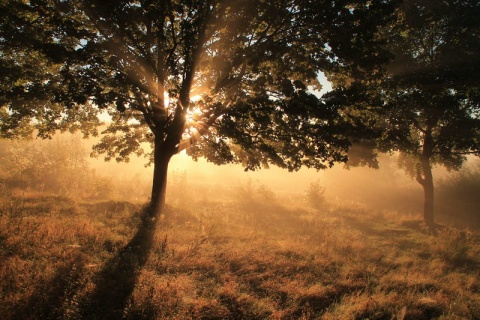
[11,253,89,320]
[342,215,414,237]
[80,206,158,320]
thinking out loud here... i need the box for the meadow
[1,179,479,320]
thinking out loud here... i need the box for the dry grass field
[1,184,479,320]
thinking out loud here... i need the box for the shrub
[257,184,276,202]
[305,179,326,209]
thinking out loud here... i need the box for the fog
[87,143,449,215]
[1,134,479,228]
[83,131,480,229]
[4,136,480,320]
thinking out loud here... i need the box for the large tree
[326,0,480,228]
[1,0,397,217]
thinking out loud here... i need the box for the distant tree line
[0,136,125,200]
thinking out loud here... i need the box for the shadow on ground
[12,253,89,319]
[80,206,158,319]
[9,201,155,320]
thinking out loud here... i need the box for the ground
[1,190,479,319]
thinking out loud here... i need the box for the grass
[1,189,479,319]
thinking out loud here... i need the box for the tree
[1,0,397,218]
[0,0,101,138]
[327,0,480,228]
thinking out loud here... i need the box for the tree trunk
[420,155,434,227]
[149,137,174,218]
[148,95,187,218]
[416,123,435,229]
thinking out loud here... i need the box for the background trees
[1,0,397,217]
[326,0,480,228]
[0,136,90,195]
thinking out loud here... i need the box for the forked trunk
[148,91,188,217]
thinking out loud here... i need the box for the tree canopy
[1,0,398,215]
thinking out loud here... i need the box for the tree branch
[176,102,229,153]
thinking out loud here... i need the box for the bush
[305,179,326,209]
[257,184,276,202]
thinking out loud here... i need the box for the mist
[2,133,480,319]
[2,132,477,229]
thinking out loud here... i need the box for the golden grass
[1,190,479,320]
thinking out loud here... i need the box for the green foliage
[327,0,480,167]
[0,0,102,138]
[378,0,480,168]
[1,0,404,212]
[325,0,480,224]
[1,0,399,169]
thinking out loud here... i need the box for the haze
[2,132,480,319]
